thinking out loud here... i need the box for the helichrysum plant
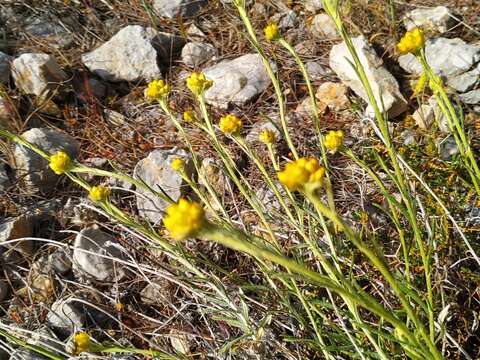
[4,1,480,359]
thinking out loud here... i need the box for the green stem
[199,223,430,358]
[233,1,298,159]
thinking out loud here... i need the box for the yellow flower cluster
[324,130,344,152]
[146,79,171,99]
[278,157,326,191]
[186,72,213,96]
[163,199,205,240]
[397,28,425,55]
[259,129,276,144]
[49,151,71,175]
[183,110,196,122]
[171,157,185,171]
[89,185,110,202]
[264,23,280,41]
[72,332,91,355]
[219,114,243,134]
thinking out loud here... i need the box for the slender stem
[200,223,430,358]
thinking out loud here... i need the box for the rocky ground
[0,0,480,359]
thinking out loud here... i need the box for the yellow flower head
[72,332,91,355]
[324,130,344,152]
[219,114,243,134]
[49,151,71,175]
[397,28,425,55]
[163,199,205,240]
[146,79,171,99]
[264,23,281,41]
[183,110,196,122]
[278,157,325,191]
[259,129,276,144]
[171,157,185,171]
[186,72,213,96]
[89,185,110,202]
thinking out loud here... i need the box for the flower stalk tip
[183,110,197,122]
[259,129,276,144]
[72,332,91,355]
[146,79,171,100]
[219,114,243,134]
[324,130,344,153]
[186,72,213,96]
[163,199,205,240]
[278,157,325,191]
[49,150,72,175]
[171,157,185,171]
[397,28,425,55]
[264,23,281,41]
[89,185,110,202]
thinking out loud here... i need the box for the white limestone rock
[203,54,271,108]
[13,128,79,193]
[82,25,183,82]
[73,227,125,282]
[329,36,407,118]
[153,0,206,19]
[133,148,194,224]
[399,38,480,78]
[46,298,85,334]
[0,216,34,256]
[181,41,216,67]
[12,53,66,97]
[403,6,455,34]
[312,13,338,39]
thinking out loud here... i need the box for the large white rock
[203,53,271,108]
[0,216,34,255]
[153,0,206,18]
[12,53,66,97]
[329,36,407,118]
[459,89,480,105]
[133,148,194,224]
[304,0,323,12]
[13,128,79,193]
[46,298,85,334]
[312,13,338,39]
[0,51,12,83]
[403,6,455,33]
[181,41,216,67]
[447,64,480,93]
[412,103,435,130]
[73,227,125,282]
[82,25,183,82]
[399,38,480,78]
